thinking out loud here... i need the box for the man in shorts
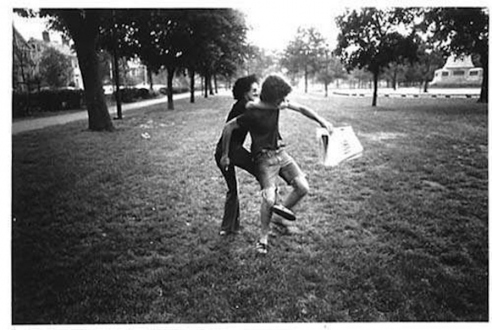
[220,74,334,254]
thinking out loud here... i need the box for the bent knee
[293,176,310,196]
[261,187,277,207]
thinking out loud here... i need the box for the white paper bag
[317,126,363,167]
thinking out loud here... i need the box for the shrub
[12,89,85,118]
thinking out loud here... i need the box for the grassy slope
[12,94,488,323]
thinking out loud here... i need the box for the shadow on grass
[12,95,488,323]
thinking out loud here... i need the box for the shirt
[236,105,282,157]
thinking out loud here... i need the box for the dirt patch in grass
[12,94,488,323]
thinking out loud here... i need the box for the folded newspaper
[317,126,363,167]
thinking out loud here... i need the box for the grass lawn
[11,93,488,323]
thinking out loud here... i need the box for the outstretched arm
[282,101,334,133]
[220,118,240,171]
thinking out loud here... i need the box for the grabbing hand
[220,155,231,171]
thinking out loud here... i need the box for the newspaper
[317,126,363,167]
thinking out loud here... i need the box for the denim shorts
[254,148,304,189]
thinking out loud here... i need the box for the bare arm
[282,101,334,133]
[220,118,240,171]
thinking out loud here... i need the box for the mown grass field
[11,93,488,323]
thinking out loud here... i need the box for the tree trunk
[372,70,379,107]
[111,10,122,120]
[204,75,209,98]
[208,75,214,96]
[189,68,195,103]
[478,55,488,103]
[214,74,218,94]
[423,79,429,93]
[166,66,175,110]
[304,69,308,93]
[75,34,114,131]
[147,67,154,91]
[324,82,328,97]
[112,53,122,120]
[392,68,397,90]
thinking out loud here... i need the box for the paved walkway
[12,87,481,135]
[331,87,481,98]
[12,93,191,135]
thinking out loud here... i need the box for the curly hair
[259,75,292,104]
[232,74,259,100]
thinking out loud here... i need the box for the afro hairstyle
[232,74,259,100]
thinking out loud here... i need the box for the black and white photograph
[6,0,489,328]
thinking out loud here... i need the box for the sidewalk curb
[12,93,190,135]
[332,91,479,99]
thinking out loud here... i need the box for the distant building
[12,26,83,91]
[12,25,35,92]
[430,55,483,87]
[29,30,83,89]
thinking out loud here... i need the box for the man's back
[236,104,280,157]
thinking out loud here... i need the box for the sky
[10,0,490,53]
[11,2,344,52]
[238,2,345,52]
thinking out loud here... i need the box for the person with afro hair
[220,74,334,254]
[214,74,260,236]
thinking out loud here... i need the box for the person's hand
[321,119,334,134]
[278,99,290,109]
[220,155,231,171]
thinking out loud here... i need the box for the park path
[12,87,480,135]
[12,92,192,135]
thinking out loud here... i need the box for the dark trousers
[215,144,257,233]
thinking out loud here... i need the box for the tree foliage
[242,45,277,77]
[31,9,116,131]
[115,9,248,108]
[423,7,488,103]
[335,8,420,106]
[316,52,347,97]
[281,27,328,93]
[412,44,446,92]
[38,47,72,88]
[183,9,248,99]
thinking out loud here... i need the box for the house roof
[443,55,475,69]
[13,25,29,48]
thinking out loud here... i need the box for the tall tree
[38,9,115,131]
[414,46,446,92]
[316,50,338,97]
[120,9,189,110]
[281,27,328,93]
[335,8,419,106]
[182,9,248,101]
[424,7,488,103]
[242,45,277,77]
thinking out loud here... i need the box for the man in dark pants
[220,74,334,253]
[214,75,259,236]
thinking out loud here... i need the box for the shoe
[271,217,301,235]
[271,216,295,227]
[255,241,268,254]
[219,230,227,236]
[272,204,296,221]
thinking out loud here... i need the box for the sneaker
[272,204,296,221]
[271,217,302,235]
[271,216,295,228]
[255,241,268,254]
